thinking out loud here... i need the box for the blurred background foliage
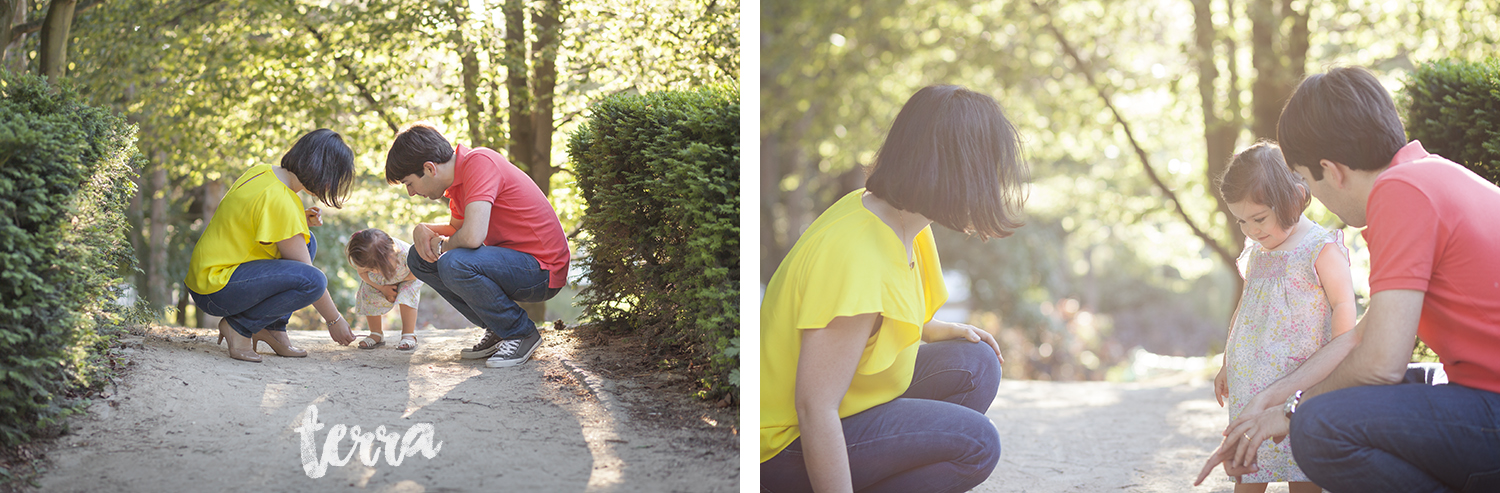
[1,0,737,330]
[762,0,1499,380]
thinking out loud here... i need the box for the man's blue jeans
[190,234,326,338]
[761,340,1003,493]
[1290,380,1500,492]
[408,245,558,339]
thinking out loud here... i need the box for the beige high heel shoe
[251,330,308,357]
[217,319,262,363]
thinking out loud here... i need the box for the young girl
[346,228,424,350]
[1211,142,1356,493]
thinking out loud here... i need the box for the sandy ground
[34,325,737,493]
[977,375,1254,493]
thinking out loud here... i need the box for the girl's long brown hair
[347,229,399,281]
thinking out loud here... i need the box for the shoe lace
[496,338,522,357]
[473,332,501,351]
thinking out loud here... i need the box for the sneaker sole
[460,345,501,360]
[485,340,541,368]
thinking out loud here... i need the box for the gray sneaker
[460,331,504,359]
[485,330,542,368]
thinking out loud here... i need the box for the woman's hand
[326,315,355,345]
[305,207,322,227]
[923,320,1003,363]
[1214,364,1229,407]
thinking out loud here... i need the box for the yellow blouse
[759,189,947,462]
[185,165,311,295]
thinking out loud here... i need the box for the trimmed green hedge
[1402,58,1500,186]
[0,70,141,444]
[569,84,739,399]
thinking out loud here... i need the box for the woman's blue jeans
[189,234,326,338]
[761,339,1004,493]
[407,245,558,340]
[1290,380,1500,492]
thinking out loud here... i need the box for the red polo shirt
[445,144,571,289]
[1365,140,1500,394]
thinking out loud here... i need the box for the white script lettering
[293,404,444,478]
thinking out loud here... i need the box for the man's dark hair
[385,122,455,184]
[1277,66,1406,180]
[281,128,355,209]
[864,84,1028,239]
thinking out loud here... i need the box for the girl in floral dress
[346,228,424,350]
[1212,142,1357,493]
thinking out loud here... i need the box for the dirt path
[35,325,737,493]
[978,376,1244,493]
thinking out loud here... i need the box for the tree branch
[1031,0,1238,269]
[301,23,400,134]
[7,0,104,46]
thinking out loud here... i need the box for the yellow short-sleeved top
[760,189,947,462]
[185,165,311,294]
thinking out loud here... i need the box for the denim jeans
[190,234,326,338]
[761,339,1003,493]
[408,245,558,340]
[1290,379,1500,492]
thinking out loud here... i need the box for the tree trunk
[1197,0,1247,318]
[147,162,169,313]
[1283,0,1309,90]
[448,3,487,148]
[503,0,535,178]
[38,0,76,81]
[528,0,561,196]
[197,179,225,328]
[0,0,16,65]
[1194,0,1245,254]
[760,132,782,283]
[175,286,189,326]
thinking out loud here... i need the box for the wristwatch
[1283,390,1303,419]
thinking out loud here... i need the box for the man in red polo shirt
[1196,67,1500,491]
[385,122,571,368]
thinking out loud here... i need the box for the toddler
[1212,141,1356,493]
[346,228,424,350]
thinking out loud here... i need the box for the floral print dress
[353,239,423,316]
[1225,222,1343,483]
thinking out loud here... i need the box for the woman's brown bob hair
[282,129,355,209]
[864,85,1028,239]
[347,229,399,281]
[1217,141,1310,230]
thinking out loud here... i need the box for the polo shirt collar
[1389,140,1429,168]
[445,144,471,199]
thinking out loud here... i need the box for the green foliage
[0,70,140,445]
[570,85,739,399]
[1403,58,1500,186]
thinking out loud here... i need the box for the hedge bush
[0,70,141,445]
[569,84,739,399]
[1402,58,1500,186]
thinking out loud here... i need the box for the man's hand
[413,224,439,263]
[305,207,322,227]
[1193,435,1261,485]
[1227,406,1291,470]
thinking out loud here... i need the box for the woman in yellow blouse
[187,129,358,362]
[761,85,1027,492]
